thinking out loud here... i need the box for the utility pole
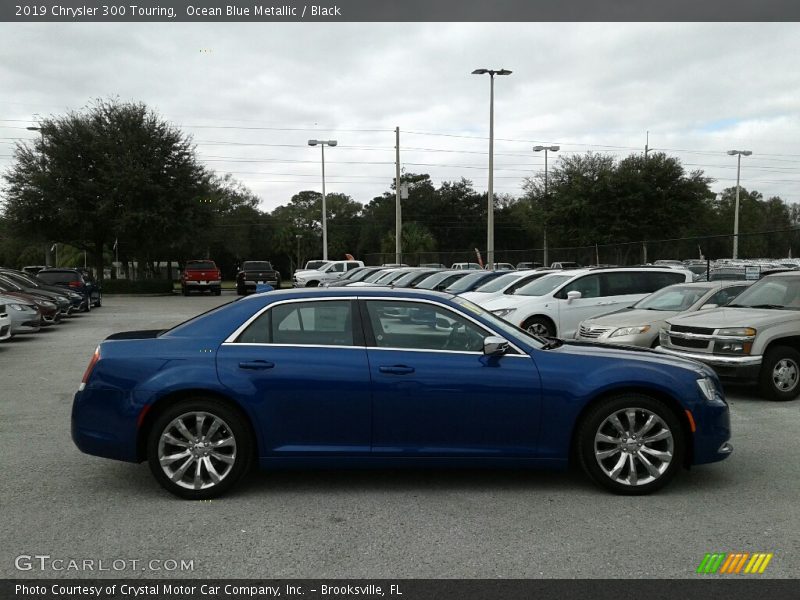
[395,126,401,265]
[727,149,752,260]
[645,130,650,160]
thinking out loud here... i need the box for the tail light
[68,281,82,288]
[79,346,100,391]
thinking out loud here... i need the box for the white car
[483,267,694,338]
[293,260,365,287]
[460,270,555,306]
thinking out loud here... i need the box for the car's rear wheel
[181,286,189,296]
[306,281,319,287]
[522,316,555,337]
[577,395,684,495]
[759,346,800,401]
[213,287,221,296]
[147,398,253,499]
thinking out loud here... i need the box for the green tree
[2,99,209,280]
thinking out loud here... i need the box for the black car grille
[0,325,8,336]
[671,324,715,335]
[669,336,709,349]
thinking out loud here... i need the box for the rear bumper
[71,388,140,463]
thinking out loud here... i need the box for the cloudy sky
[1,22,799,212]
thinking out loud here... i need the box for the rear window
[186,261,216,270]
[242,262,273,270]
[37,271,81,284]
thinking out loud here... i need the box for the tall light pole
[308,139,337,260]
[727,149,752,260]
[295,234,302,271]
[533,145,559,267]
[472,68,512,269]
[27,126,52,265]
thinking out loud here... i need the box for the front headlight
[718,327,756,337]
[697,377,719,403]
[68,292,81,299]
[491,308,516,318]
[40,301,56,309]
[610,325,651,338]
[9,304,25,311]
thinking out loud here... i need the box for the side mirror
[566,290,582,303]
[483,335,509,356]
[700,303,718,310]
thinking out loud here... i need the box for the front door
[361,299,541,456]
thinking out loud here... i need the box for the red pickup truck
[181,260,222,296]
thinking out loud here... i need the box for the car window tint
[704,285,747,307]
[37,271,81,284]
[561,274,602,298]
[236,300,354,346]
[365,300,486,352]
[644,271,686,291]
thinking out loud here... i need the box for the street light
[472,68,512,269]
[28,126,53,265]
[308,139,338,261]
[727,149,752,260]
[533,145,560,266]
[295,234,302,272]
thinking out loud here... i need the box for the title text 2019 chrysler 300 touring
[72,288,732,499]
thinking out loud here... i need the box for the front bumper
[575,330,656,347]
[691,400,733,465]
[657,346,762,382]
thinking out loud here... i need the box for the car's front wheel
[759,346,800,401]
[577,395,684,495]
[147,398,253,499]
[522,316,555,337]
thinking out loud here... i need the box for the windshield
[727,276,800,310]
[513,274,572,296]
[453,297,544,349]
[363,269,393,283]
[1,271,38,287]
[416,272,462,290]
[305,261,328,270]
[242,261,272,271]
[473,272,526,293]
[634,285,715,311]
[376,270,411,285]
[445,272,494,294]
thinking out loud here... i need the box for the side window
[346,262,361,270]
[236,300,354,346]
[365,300,487,352]
[600,272,643,296]
[330,263,345,273]
[704,285,747,307]
[559,274,601,299]
[645,271,685,292]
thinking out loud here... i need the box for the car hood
[583,308,680,328]
[483,294,539,310]
[666,306,798,328]
[553,339,711,377]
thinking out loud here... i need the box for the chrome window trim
[223,295,529,355]
[223,297,354,344]
[362,296,527,356]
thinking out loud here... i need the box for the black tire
[522,316,556,337]
[577,394,684,495]
[146,397,254,499]
[306,281,319,288]
[236,285,245,296]
[181,286,188,296]
[213,287,222,296]
[759,345,800,401]
[83,299,92,313]
[94,294,102,308]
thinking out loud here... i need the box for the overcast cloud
[1,22,799,211]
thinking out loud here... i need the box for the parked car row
[0,267,102,342]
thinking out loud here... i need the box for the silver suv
[657,271,800,401]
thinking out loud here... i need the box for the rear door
[217,298,371,455]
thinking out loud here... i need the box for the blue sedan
[72,288,732,499]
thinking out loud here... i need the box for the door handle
[239,360,275,370]
[379,365,415,375]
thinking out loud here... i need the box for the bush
[101,279,175,294]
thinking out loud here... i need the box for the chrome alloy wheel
[157,412,237,490]
[593,408,674,486]
[526,322,550,336]
[771,358,799,392]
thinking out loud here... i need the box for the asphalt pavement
[1,294,797,579]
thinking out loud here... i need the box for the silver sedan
[575,281,752,348]
[0,293,42,336]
